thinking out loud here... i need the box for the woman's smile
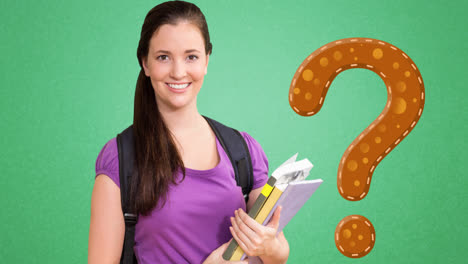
[166,82,191,93]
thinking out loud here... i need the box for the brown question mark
[288,37,425,258]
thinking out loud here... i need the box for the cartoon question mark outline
[288,37,425,258]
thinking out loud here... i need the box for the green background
[1,0,466,263]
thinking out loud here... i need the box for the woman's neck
[158,100,205,137]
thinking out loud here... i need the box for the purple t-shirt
[95,131,269,264]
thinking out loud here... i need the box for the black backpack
[116,116,254,264]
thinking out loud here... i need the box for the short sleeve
[95,137,120,188]
[239,131,269,189]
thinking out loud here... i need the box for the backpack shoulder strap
[116,125,138,264]
[203,116,254,203]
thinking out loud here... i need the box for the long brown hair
[131,0,213,216]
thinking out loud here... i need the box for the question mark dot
[362,157,369,164]
[405,71,411,77]
[392,97,407,114]
[335,215,376,258]
[354,180,360,187]
[347,160,358,171]
[302,69,314,81]
[359,143,370,153]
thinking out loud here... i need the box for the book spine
[255,187,283,225]
[232,245,244,260]
[222,177,277,260]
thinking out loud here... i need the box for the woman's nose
[170,60,187,79]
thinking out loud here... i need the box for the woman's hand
[202,239,248,264]
[230,207,289,264]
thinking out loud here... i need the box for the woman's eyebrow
[185,49,200,53]
[153,49,200,54]
[155,50,171,54]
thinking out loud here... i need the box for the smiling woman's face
[142,21,209,112]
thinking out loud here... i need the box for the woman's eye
[157,55,169,61]
[187,55,198,61]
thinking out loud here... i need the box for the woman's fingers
[229,207,285,258]
[230,216,254,249]
[236,209,264,235]
[229,224,251,255]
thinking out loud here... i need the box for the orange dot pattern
[335,215,375,258]
[288,38,425,201]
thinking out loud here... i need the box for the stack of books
[223,153,323,261]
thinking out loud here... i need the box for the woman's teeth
[167,83,189,89]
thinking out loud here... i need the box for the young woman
[88,1,289,263]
